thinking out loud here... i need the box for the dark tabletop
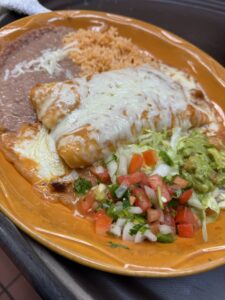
[0,1,225,299]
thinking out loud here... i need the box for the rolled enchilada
[30,64,221,168]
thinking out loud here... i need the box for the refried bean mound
[0,26,78,133]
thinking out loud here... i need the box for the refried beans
[0,26,79,133]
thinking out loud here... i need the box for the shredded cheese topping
[3,42,77,81]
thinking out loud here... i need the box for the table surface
[0,1,225,299]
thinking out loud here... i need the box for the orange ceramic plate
[0,11,225,277]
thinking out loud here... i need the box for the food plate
[0,10,225,277]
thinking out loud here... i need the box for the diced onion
[98,183,107,192]
[116,218,126,227]
[144,229,157,242]
[128,207,143,214]
[144,185,157,203]
[115,185,128,198]
[159,224,173,234]
[110,224,122,237]
[94,166,105,174]
[153,164,171,177]
[106,159,118,183]
[122,222,135,241]
[134,231,145,243]
[161,196,167,203]
[117,154,128,176]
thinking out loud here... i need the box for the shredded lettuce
[105,128,225,243]
[201,210,208,242]
[170,127,182,150]
[159,151,174,166]
[138,129,168,149]
[200,191,220,214]
[188,192,203,209]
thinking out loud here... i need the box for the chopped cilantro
[129,224,143,236]
[122,190,130,208]
[108,241,129,250]
[159,150,174,166]
[122,197,130,209]
[168,199,179,208]
[109,184,119,198]
[73,177,92,195]
[106,202,120,219]
[118,209,132,218]
[132,215,146,224]
[129,224,148,236]
[139,225,149,234]
[106,154,118,165]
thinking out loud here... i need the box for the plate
[0,10,225,277]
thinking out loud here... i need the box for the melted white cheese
[52,64,195,152]
[14,126,65,180]
[38,80,84,120]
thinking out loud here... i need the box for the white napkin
[0,0,50,15]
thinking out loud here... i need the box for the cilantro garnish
[73,177,92,195]
[106,154,118,165]
[122,190,130,208]
[108,241,129,250]
[159,150,174,166]
[129,224,148,236]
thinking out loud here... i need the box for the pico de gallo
[73,129,225,243]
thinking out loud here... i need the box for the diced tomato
[175,207,196,225]
[167,186,174,196]
[176,205,184,212]
[90,166,110,183]
[147,208,161,223]
[163,212,176,229]
[117,172,148,186]
[132,188,151,211]
[84,174,98,186]
[176,206,200,230]
[147,175,163,190]
[173,176,189,189]
[78,191,95,215]
[94,210,112,235]
[177,223,194,238]
[143,150,158,167]
[179,189,193,204]
[148,175,171,202]
[128,154,144,174]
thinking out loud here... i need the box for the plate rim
[0,9,225,277]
